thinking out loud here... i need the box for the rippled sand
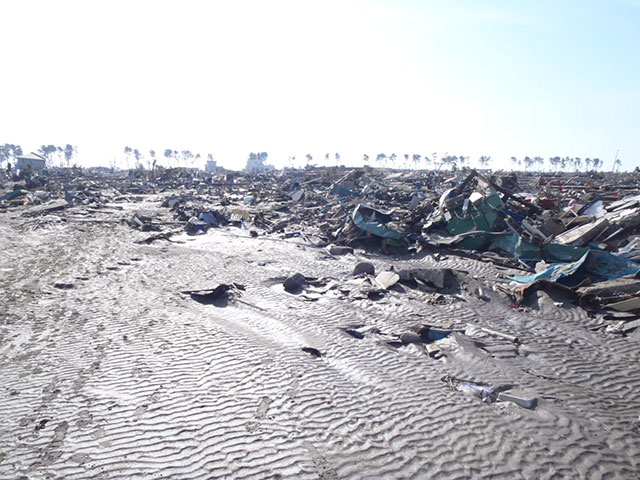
[1,196,639,479]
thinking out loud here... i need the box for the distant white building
[16,152,46,171]
[205,160,219,173]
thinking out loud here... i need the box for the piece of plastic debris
[480,327,519,344]
[497,390,537,409]
[458,384,496,404]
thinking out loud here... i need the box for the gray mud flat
[1,199,639,479]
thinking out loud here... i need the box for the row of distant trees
[37,145,78,167]
[292,152,615,172]
[123,147,215,170]
[114,149,624,173]
[509,156,611,172]
[0,144,23,166]
[0,142,626,172]
[248,152,269,163]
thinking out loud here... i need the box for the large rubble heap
[2,165,640,325]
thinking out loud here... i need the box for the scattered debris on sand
[2,164,640,478]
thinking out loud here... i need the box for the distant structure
[205,160,220,173]
[244,153,275,173]
[16,152,46,171]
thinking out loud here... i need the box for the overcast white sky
[1,0,639,170]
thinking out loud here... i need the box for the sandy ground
[1,195,639,479]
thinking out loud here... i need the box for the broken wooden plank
[607,296,640,312]
[554,217,609,247]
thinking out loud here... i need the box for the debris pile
[2,165,640,328]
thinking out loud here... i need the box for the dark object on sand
[301,347,322,358]
[283,273,306,292]
[353,262,375,276]
[182,283,245,305]
[344,329,364,339]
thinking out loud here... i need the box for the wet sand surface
[1,196,639,479]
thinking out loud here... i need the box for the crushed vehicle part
[351,204,405,241]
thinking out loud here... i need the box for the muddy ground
[1,194,639,479]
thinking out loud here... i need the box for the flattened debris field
[1,166,640,479]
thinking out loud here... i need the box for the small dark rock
[353,262,375,276]
[284,273,306,292]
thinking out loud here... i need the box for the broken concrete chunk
[374,271,399,290]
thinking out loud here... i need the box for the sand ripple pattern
[0,205,639,479]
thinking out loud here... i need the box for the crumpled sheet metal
[351,204,404,240]
[428,230,640,286]
[509,250,640,286]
